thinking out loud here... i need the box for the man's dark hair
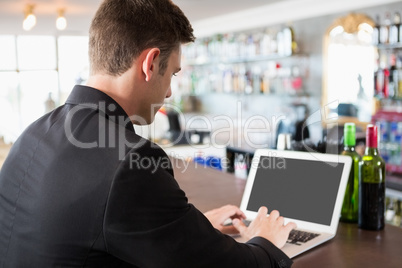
[89,0,195,76]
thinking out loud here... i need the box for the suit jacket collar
[66,85,135,132]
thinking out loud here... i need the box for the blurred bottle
[260,29,272,56]
[377,120,390,163]
[340,123,361,223]
[270,29,278,55]
[223,68,233,93]
[282,23,298,56]
[374,65,379,97]
[400,17,402,44]
[372,15,381,45]
[260,70,270,94]
[246,34,256,57]
[397,56,402,98]
[389,54,397,98]
[358,125,386,230]
[397,123,402,166]
[252,66,261,94]
[277,29,285,56]
[276,133,292,150]
[390,121,398,142]
[245,69,253,94]
[382,66,390,98]
[394,200,401,227]
[390,121,402,166]
[374,58,385,98]
[377,120,390,143]
[389,12,401,44]
[380,12,391,44]
[234,154,248,179]
[385,197,396,224]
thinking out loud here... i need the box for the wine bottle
[358,125,386,230]
[340,123,361,223]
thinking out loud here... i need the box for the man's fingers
[285,222,297,232]
[220,205,246,221]
[257,206,268,218]
[232,218,247,234]
[220,225,239,235]
[277,216,284,226]
[230,214,246,221]
[269,210,280,220]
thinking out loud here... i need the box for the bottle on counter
[358,124,386,230]
[340,123,361,223]
[385,197,396,224]
[385,197,402,227]
[276,133,292,150]
[394,200,401,227]
[234,153,248,179]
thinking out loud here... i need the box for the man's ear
[142,48,161,82]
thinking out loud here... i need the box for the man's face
[139,48,181,125]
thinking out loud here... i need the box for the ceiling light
[23,4,36,31]
[56,9,67,31]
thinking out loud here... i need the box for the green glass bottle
[358,124,386,230]
[340,123,361,223]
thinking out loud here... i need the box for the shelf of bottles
[373,11,402,100]
[179,25,309,96]
[372,11,402,179]
[373,110,402,174]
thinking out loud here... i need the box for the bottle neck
[343,145,356,152]
[365,146,379,156]
[366,132,378,148]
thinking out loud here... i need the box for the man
[0,0,296,267]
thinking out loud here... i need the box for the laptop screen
[246,155,345,226]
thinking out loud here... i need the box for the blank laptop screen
[246,155,345,226]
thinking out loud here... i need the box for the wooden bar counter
[172,158,402,268]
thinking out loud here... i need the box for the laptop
[238,149,352,258]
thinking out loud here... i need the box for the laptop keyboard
[287,230,320,245]
[242,220,320,246]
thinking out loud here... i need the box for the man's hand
[232,206,297,249]
[204,205,246,234]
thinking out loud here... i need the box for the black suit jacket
[0,85,292,267]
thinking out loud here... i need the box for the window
[323,13,375,122]
[58,36,90,103]
[0,35,89,143]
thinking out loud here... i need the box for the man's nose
[166,87,172,98]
